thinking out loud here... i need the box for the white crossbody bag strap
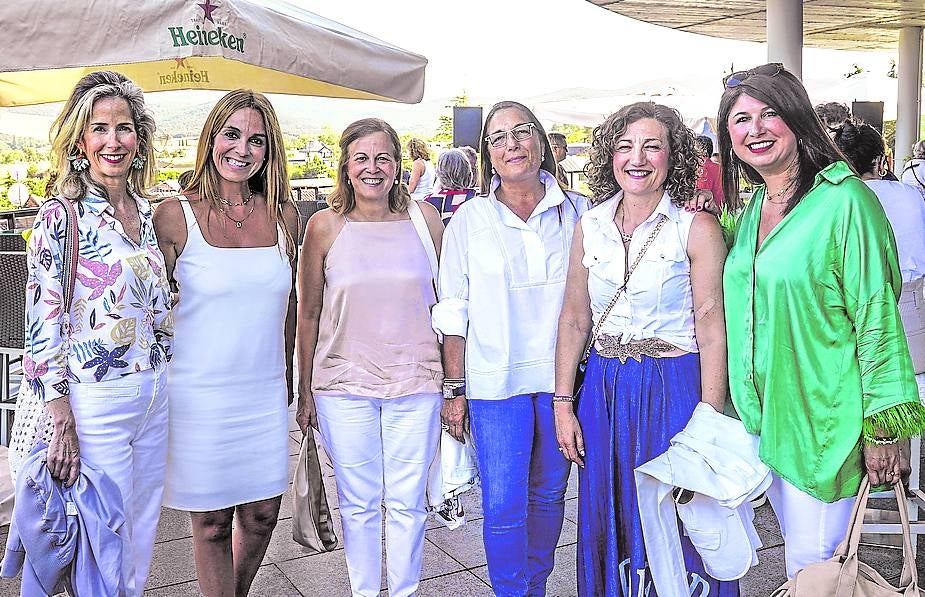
[408,200,439,284]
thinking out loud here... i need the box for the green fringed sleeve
[862,400,925,441]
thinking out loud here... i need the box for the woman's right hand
[45,397,81,487]
[296,392,318,435]
[441,396,468,443]
[554,403,585,467]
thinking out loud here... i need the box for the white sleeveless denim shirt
[581,191,697,353]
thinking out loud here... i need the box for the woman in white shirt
[552,102,733,596]
[432,101,588,596]
[835,120,925,372]
[900,139,925,189]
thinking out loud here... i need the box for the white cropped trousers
[70,366,168,596]
[314,392,441,597]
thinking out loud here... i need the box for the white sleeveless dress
[163,201,291,511]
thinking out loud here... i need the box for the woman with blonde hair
[297,118,444,597]
[154,89,298,596]
[10,70,171,595]
[406,137,435,201]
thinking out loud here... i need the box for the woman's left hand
[683,190,719,214]
[863,442,904,485]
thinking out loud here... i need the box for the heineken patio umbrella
[0,0,427,106]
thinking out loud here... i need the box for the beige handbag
[771,476,921,597]
[291,430,338,553]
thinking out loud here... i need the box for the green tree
[434,93,470,142]
[550,124,593,145]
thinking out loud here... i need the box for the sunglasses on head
[723,63,784,88]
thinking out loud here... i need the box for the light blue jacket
[0,443,125,596]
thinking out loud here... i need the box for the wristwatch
[443,384,466,400]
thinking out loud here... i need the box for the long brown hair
[717,64,848,213]
[186,89,294,257]
[478,101,560,195]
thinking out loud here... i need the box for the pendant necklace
[219,192,256,230]
[619,207,633,244]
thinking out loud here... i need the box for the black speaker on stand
[852,101,885,133]
[453,107,483,151]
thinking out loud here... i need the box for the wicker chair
[294,200,329,243]
[0,251,26,445]
[0,234,25,252]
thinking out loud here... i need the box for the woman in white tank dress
[154,90,299,597]
[407,137,435,201]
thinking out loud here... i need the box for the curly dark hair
[585,102,698,205]
[832,119,884,176]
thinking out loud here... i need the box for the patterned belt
[595,334,679,364]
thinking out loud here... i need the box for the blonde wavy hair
[585,102,698,205]
[327,118,410,215]
[50,70,156,200]
[407,137,431,161]
[186,89,294,257]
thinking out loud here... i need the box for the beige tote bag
[291,430,338,553]
[771,476,921,597]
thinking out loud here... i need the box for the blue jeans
[469,393,570,597]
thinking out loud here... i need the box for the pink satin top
[312,217,442,398]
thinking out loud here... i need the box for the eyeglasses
[723,63,784,88]
[485,122,537,148]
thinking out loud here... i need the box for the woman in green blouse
[718,63,925,577]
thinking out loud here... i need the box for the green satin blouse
[724,161,921,502]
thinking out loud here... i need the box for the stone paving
[0,406,921,596]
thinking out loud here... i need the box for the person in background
[425,148,477,224]
[900,139,925,189]
[13,70,171,595]
[458,146,479,189]
[549,132,569,186]
[155,90,298,596]
[834,119,925,374]
[814,101,850,135]
[433,100,588,596]
[694,135,725,211]
[407,137,435,201]
[297,118,444,597]
[720,63,925,578]
[553,102,733,596]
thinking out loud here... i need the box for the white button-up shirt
[432,171,589,400]
[864,179,925,283]
[582,191,697,352]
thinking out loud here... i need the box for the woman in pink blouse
[11,70,172,595]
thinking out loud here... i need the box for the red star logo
[174,57,188,69]
[198,0,218,23]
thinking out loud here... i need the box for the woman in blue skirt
[552,102,736,596]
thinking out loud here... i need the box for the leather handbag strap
[407,199,439,284]
[50,197,79,314]
[581,214,667,363]
[832,476,920,597]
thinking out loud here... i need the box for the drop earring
[131,154,146,170]
[68,151,89,172]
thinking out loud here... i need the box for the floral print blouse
[24,192,173,402]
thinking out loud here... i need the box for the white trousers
[70,366,168,596]
[765,472,855,578]
[315,392,441,597]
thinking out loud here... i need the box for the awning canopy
[586,0,925,51]
[0,0,427,106]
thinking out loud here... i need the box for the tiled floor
[0,407,921,596]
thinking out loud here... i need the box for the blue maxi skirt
[576,350,740,597]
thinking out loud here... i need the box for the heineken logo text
[168,26,245,52]
[159,69,211,85]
